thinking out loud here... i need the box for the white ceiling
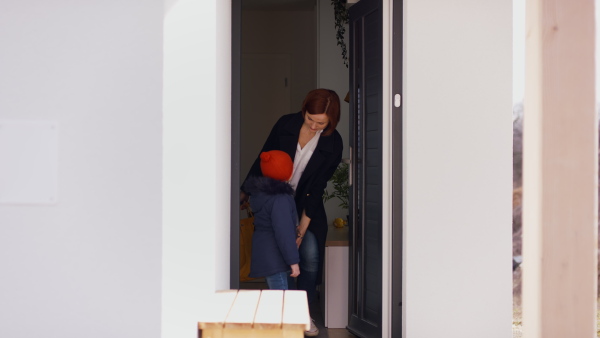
[242,0,316,10]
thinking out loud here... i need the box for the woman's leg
[265,271,289,290]
[297,230,319,305]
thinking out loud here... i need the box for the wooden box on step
[198,289,311,338]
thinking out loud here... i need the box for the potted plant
[323,161,350,211]
[331,0,349,68]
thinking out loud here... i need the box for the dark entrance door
[347,0,383,336]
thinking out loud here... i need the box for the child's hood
[245,176,295,211]
[245,176,294,196]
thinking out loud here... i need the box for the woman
[241,88,343,336]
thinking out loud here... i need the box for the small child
[245,150,300,289]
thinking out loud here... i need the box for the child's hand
[290,264,300,277]
[240,191,249,210]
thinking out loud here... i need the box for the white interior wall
[163,0,231,337]
[0,1,163,337]
[402,0,513,337]
[241,2,349,223]
[317,0,351,222]
[240,10,316,181]
[242,10,316,114]
[317,0,350,159]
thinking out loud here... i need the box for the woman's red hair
[301,89,341,136]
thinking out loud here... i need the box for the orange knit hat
[260,150,293,182]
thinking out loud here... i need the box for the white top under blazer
[289,129,322,191]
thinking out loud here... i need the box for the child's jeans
[265,271,294,290]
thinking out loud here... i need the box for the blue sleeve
[270,195,300,265]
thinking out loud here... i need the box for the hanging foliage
[332,0,349,68]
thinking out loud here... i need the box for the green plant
[323,162,349,209]
[332,0,349,68]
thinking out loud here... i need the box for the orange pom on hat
[260,150,293,182]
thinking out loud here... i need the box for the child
[245,150,300,289]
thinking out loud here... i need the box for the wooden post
[523,0,597,337]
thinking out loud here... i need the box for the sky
[512,0,600,105]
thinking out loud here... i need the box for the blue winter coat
[245,176,299,278]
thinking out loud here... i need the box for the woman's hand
[295,210,311,248]
[290,264,300,277]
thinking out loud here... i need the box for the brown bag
[239,205,256,282]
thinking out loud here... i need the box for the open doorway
[231,0,355,336]
[237,0,319,290]
[233,0,352,286]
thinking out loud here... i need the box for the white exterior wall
[0,0,513,337]
[402,0,513,337]
[163,0,231,337]
[0,1,163,338]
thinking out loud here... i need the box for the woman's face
[303,111,329,133]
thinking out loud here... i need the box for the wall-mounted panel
[0,121,58,205]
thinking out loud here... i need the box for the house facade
[0,0,512,337]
